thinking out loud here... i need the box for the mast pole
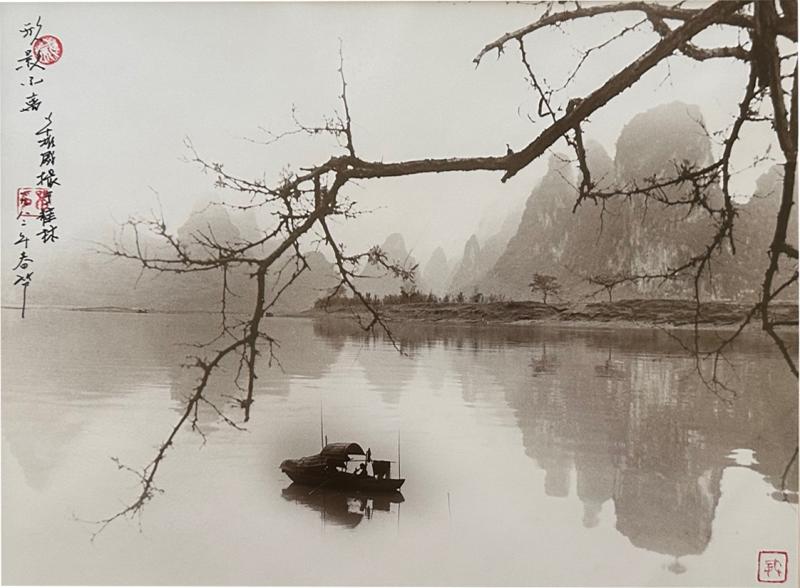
[397,430,401,478]
[320,402,324,449]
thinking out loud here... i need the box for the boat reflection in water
[281,483,404,529]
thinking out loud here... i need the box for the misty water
[2,309,797,586]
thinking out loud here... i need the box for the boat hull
[282,468,405,492]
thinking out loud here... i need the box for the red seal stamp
[16,187,51,218]
[32,35,63,66]
[758,551,788,584]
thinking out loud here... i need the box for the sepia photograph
[2,1,798,585]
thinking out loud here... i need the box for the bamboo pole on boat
[319,402,324,449]
[397,430,401,478]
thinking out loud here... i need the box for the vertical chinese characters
[13,16,63,318]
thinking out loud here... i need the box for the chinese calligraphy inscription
[12,16,62,318]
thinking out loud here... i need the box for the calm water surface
[2,309,797,585]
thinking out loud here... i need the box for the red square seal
[16,187,50,218]
[758,551,788,584]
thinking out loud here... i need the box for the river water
[2,309,797,586]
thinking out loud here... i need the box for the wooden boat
[280,442,405,492]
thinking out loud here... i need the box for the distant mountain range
[357,233,418,298]
[466,101,795,302]
[441,200,523,297]
[6,202,339,314]
[5,101,792,313]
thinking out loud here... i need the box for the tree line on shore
[314,270,641,309]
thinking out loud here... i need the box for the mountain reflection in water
[2,310,796,585]
[312,317,798,560]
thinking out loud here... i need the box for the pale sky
[2,2,776,267]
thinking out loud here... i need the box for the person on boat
[366,448,372,463]
[357,462,369,477]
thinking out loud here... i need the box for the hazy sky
[2,2,776,268]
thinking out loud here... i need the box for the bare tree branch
[93,0,797,536]
[474,1,760,66]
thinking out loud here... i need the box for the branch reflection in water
[2,310,796,584]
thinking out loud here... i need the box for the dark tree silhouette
[95,1,797,533]
[529,273,562,304]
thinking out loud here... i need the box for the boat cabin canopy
[280,442,368,473]
[320,443,365,460]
